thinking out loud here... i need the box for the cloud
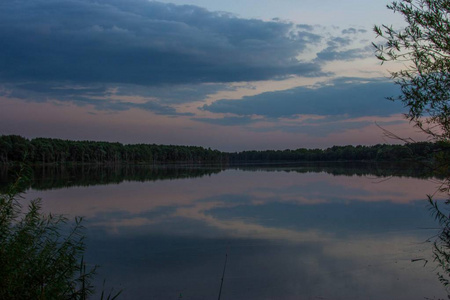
[206,199,433,236]
[0,0,381,120]
[112,83,233,104]
[327,36,353,47]
[312,27,371,62]
[342,27,368,35]
[6,82,111,102]
[316,45,373,61]
[2,81,225,115]
[192,116,257,126]
[201,77,404,119]
[70,96,194,116]
[0,0,323,86]
[136,101,194,116]
[7,81,229,103]
[296,24,315,31]
[252,120,374,137]
[251,118,405,137]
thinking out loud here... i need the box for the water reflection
[0,161,439,191]
[0,164,225,191]
[15,164,447,299]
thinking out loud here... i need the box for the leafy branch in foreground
[0,169,121,299]
[373,0,450,140]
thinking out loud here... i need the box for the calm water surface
[15,164,448,299]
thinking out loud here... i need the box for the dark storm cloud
[0,0,322,86]
[201,78,404,119]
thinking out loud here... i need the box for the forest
[0,135,225,164]
[0,134,447,165]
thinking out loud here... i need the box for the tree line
[0,134,448,165]
[0,135,226,164]
[229,142,448,162]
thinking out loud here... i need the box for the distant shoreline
[0,134,445,165]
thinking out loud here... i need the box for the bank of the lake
[1,134,447,166]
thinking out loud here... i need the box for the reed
[0,165,121,299]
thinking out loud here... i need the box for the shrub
[0,170,119,299]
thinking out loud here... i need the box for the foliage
[0,168,120,299]
[230,142,440,162]
[374,0,450,294]
[0,135,444,165]
[0,135,225,165]
[373,0,450,140]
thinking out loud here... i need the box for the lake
[4,163,447,299]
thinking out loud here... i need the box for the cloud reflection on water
[25,166,446,299]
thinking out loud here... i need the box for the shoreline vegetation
[1,134,448,166]
[0,167,122,300]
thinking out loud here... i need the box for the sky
[0,0,428,151]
